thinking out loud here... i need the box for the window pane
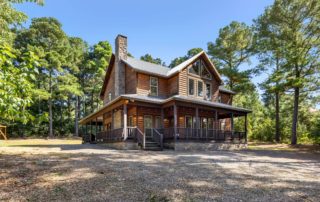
[208,118,213,129]
[155,117,161,129]
[150,86,157,96]
[193,116,197,128]
[188,60,200,75]
[198,81,203,97]
[188,79,194,95]
[151,77,158,86]
[206,83,211,99]
[201,61,211,79]
[186,116,192,128]
[201,118,207,129]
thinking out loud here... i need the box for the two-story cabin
[80,35,251,150]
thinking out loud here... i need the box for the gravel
[0,142,319,201]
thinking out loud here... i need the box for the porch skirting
[171,142,247,151]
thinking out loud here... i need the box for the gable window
[205,83,212,100]
[150,77,158,96]
[188,78,195,95]
[188,59,212,80]
[197,81,203,97]
[108,93,112,101]
[218,95,222,103]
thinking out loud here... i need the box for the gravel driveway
[0,142,319,201]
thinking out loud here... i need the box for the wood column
[231,113,234,139]
[123,103,128,140]
[95,117,98,136]
[196,107,199,137]
[111,109,114,129]
[245,114,248,143]
[174,104,177,142]
[161,108,164,129]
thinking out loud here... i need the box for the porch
[80,96,249,150]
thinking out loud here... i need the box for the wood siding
[136,73,168,97]
[103,63,115,105]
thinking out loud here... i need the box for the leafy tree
[15,17,71,137]
[207,21,256,93]
[169,48,203,67]
[256,0,320,144]
[140,54,165,66]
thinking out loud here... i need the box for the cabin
[80,35,251,150]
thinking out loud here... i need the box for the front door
[144,115,153,137]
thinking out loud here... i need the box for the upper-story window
[188,78,195,96]
[108,93,112,102]
[188,59,212,80]
[197,81,203,97]
[218,95,222,103]
[205,83,212,100]
[150,77,158,96]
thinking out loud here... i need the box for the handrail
[152,128,163,150]
[136,127,145,149]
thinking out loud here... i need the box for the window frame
[128,116,133,127]
[188,59,212,80]
[205,82,212,100]
[108,92,112,102]
[150,76,158,96]
[188,78,195,96]
[197,80,203,97]
[185,115,193,128]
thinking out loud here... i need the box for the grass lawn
[0,139,319,201]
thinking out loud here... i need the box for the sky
[14,0,274,91]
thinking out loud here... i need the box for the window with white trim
[150,77,158,96]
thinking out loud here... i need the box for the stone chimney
[114,35,127,97]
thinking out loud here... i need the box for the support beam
[173,104,177,142]
[245,114,248,143]
[196,107,199,137]
[111,109,114,129]
[123,103,128,140]
[231,113,234,139]
[215,110,218,130]
[161,108,164,129]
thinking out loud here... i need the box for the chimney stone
[114,35,127,97]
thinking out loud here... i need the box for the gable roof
[100,51,223,98]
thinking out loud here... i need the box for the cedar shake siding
[220,92,232,105]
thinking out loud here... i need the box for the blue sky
[15,0,274,91]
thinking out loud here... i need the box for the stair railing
[152,128,163,150]
[136,127,145,149]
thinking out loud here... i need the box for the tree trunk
[275,92,280,142]
[291,87,299,145]
[74,96,79,136]
[49,72,53,138]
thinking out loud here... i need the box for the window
[193,116,197,128]
[150,77,158,96]
[201,118,207,129]
[188,78,195,95]
[208,118,214,129]
[155,116,162,129]
[218,95,222,103]
[185,116,193,128]
[220,119,226,130]
[205,83,212,100]
[197,81,203,97]
[108,93,112,101]
[128,116,133,127]
[188,60,200,75]
[188,59,212,80]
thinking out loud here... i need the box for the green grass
[0,138,81,147]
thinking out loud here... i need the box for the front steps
[144,135,162,151]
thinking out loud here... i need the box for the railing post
[123,102,128,140]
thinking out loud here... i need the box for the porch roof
[79,94,251,125]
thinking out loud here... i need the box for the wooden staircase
[144,134,162,151]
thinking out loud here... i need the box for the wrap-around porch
[80,98,249,150]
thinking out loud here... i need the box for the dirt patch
[0,140,319,201]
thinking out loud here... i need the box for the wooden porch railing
[95,128,124,143]
[136,127,145,149]
[157,128,246,142]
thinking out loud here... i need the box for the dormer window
[150,77,158,96]
[188,59,212,80]
[218,95,222,103]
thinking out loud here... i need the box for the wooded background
[0,0,319,144]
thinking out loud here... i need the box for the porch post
[174,104,177,142]
[111,109,114,129]
[161,108,164,129]
[215,110,218,135]
[123,103,128,140]
[196,107,199,138]
[95,117,98,136]
[245,113,248,143]
[231,113,234,140]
